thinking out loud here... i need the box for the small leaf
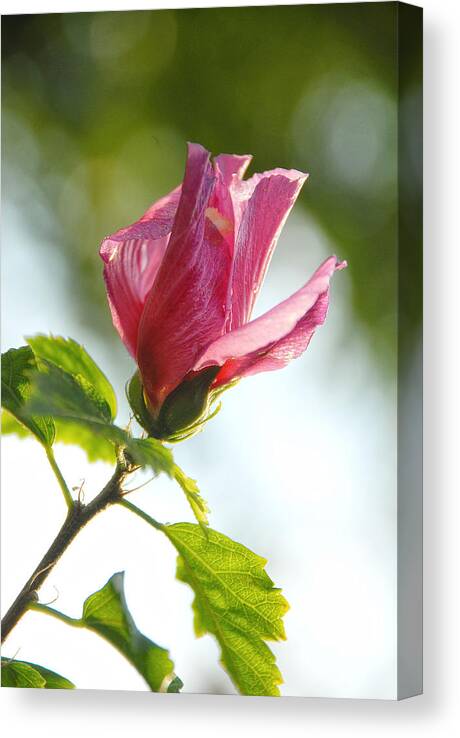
[28,335,117,420]
[173,467,209,526]
[81,572,180,692]
[129,438,209,525]
[1,658,74,689]
[128,437,175,476]
[164,523,289,696]
[1,346,55,446]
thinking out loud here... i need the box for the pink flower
[100,143,346,439]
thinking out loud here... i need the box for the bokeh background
[2,3,422,698]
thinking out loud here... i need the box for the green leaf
[2,408,32,438]
[1,658,74,689]
[29,662,75,689]
[54,418,116,464]
[22,357,152,463]
[166,675,184,693]
[1,659,45,688]
[129,438,209,525]
[21,335,121,461]
[29,393,128,451]
[164,523,289,696]
[1,346,55,446]
[26,358,112,424]
[128,436,176,475]
[1,344,120,460]
[23,369,166,468]
[21,357,208,520]
[173,467,209,526]
[80,572,180,692]
[27,334,117,420]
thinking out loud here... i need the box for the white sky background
[1,196,397,699]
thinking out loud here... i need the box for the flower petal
[228,169,308,330]
[137,143,233,411]
[214,153,252,184]
[195,256,346,385]
[100,186,181,356]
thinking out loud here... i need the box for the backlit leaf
[80,572,180,692]
[2,408,32,438]
[54,418,116,463]
[173,468,209,526]
[1,346,55,446]
[164,523,289,696]
[1,658,74,689]
[27,335,117,420]
[26,359,112,424]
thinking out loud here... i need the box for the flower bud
[127,366,220,441]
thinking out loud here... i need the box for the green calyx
[126,366,224,442]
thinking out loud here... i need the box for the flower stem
[1,460,132,643]
[45,445,74,511]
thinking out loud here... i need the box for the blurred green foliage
[2,3,422,364]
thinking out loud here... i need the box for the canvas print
[1,2,423,699]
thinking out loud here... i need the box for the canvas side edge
[396,0,423,701]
